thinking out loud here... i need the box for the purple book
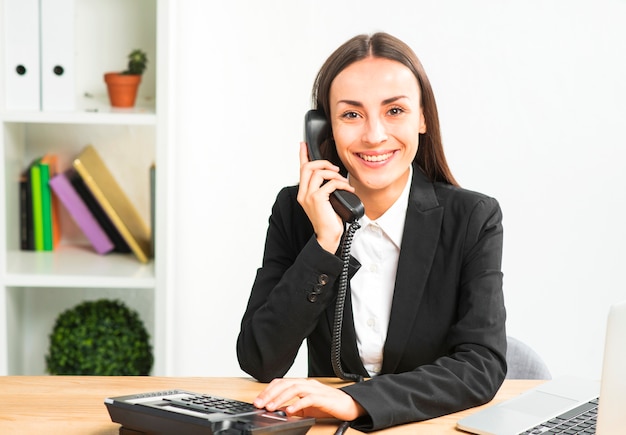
[48,169,114,255]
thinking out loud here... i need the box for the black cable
[331,220,362,382]
[331,220,363,435]
[334,421,351,435]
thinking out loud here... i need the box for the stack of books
[19,154,61,252]
[20,145,152,264]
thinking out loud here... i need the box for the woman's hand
[253,378,366,421]
[297,142,355,253]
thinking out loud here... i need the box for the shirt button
[367,318,375,327]
[369,264,379,273]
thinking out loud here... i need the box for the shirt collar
[358,165,412,249]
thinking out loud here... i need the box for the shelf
[0,0,168,376]
[5,245,155,289]
[0,90,156,124]
[0,109,156,126]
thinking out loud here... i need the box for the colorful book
[68,169,130,253]
[150,162,155,258]
[30,161,44,251]
[39,159,52,250]
[40,154,61,250]
[49,169,115,255]
[72,145,151,263]
[19,167,34,250]
[38,155,54,250]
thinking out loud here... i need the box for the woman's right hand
[254,378,366,421]
[297,142,355,254]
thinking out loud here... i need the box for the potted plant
[104,49,148,108]
[45,299,153,375]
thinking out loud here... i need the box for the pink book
[48,169,114,255]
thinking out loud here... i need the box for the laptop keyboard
[520,398,599,434]
[164,394,259,415]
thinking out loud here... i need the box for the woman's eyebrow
[337,99,363,107]
[337,95,409,107]
[382,95,409,105]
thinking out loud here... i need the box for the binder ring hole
[16,65,27,75]
[53,65,65,76]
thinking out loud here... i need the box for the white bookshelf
[0,0,174,375]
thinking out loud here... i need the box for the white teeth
[358,152,393,162]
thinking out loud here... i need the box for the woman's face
[329,56,425,197]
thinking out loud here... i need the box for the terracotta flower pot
[104,72,142,108]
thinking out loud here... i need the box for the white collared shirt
[349,167,412,376]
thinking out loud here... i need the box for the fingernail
[253,398,263,408]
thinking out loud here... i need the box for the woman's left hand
[253,378,366,421]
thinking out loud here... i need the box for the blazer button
[307,293,318,303]
[318,274,329,285]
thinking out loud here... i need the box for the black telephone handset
[304,110,365,223]
[304,110,364,393]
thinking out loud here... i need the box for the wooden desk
[0,376,541,434]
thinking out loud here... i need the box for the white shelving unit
[0,0,174,375]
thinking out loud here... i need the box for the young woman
[236,32,506,432]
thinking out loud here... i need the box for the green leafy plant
[122,49,148,75]
[45,299,153,375]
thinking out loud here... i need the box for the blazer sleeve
[342,195,507,432]
[236,187,344,382]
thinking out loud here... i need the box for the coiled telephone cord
[331,220,363,435]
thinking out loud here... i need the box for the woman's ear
[419,111,427,134]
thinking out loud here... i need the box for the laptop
[104,389,314,435]
[456,299,626,435]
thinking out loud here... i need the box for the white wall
[168,0,626,381]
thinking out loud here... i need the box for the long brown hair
[312,32,458,186]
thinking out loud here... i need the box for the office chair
[505,336,552,380]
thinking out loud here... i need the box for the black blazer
[237,166,507,432]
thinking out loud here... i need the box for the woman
[236,32,506,432]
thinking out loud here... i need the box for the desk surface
[0,376,541,434]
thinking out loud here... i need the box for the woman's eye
[388,107,404,116]
[341,111,360,119]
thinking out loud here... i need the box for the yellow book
[72,145,151,263]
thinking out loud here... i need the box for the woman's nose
[362,117,388,145]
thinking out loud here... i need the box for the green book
[39,159,53,251]
[30,162,44,251]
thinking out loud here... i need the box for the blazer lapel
[381,168,443,374]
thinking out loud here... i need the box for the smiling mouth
[357,151,395,163]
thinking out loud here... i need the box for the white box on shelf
[40,0,76,111]
[3,0,41,110]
